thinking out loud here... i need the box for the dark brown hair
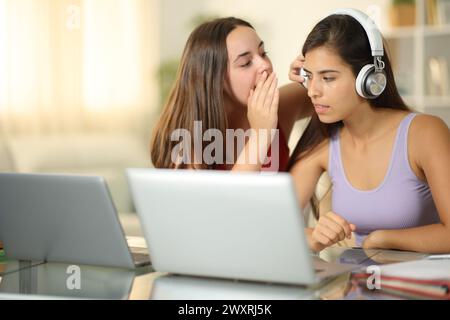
[288,14,410,170]
[150,17,253,168]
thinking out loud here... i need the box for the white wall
[160,0,391,85]
[159,0,207,61]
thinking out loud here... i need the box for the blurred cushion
[6,133,151,212]
[7,133,150,172]
[0,139,15,172]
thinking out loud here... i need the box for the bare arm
[278,55,313,139]
[291,147,325,251]
[231,131,271,171]
[290,142,327,210]
[363,115,450,253]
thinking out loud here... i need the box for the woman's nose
[257,56,272,74]
[307,78,321,98]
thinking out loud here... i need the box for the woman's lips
[314,104,330,114]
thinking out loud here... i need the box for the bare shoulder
[409,113,450,143]
[290,139,330,174]
[408,114,450,170]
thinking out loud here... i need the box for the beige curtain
[0,0,160,136]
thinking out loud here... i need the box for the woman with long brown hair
[289,9,450,253]
[151,17,312,172]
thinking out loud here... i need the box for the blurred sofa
[0,133,151,214]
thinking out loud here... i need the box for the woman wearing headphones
[151,17,312,172]
[289,9,450,253]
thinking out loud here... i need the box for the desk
[0,247,431,300]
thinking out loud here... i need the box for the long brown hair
[150,17,253,169]
[288,14,410,170]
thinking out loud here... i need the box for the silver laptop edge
[127,169,357,285]
[0,172,145,269]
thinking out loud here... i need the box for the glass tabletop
[0,247,433,300]
[0,260,152,300]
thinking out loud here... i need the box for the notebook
[352,259,450,299]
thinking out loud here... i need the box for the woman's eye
[262,51,269,58]
[323,77,335,82]
[241,61,252,67]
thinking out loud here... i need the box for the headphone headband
[331,8,384,57]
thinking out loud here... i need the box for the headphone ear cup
[365,70,387,98]
[355,64,375,99]
[300,68,309,89]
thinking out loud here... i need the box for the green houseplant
[157,14,219,112]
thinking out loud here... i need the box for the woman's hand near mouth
[247,70,279,133]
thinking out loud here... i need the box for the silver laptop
[150,274,319,300]
[0,173,150,269]
[127,169,358,286]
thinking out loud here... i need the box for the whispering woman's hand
[247,71,279,134]
[288,54,306,85]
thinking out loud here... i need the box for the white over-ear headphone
[333,8,387,99]
[301,9,387,99]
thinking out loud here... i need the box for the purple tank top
[329,113,440,246]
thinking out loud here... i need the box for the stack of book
[352,258,450,299]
